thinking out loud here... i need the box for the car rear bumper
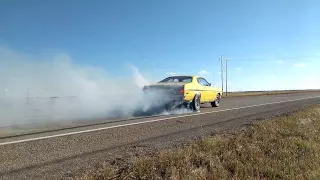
[143,93,191,108]
[161,95,193,110]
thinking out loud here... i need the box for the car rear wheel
[211,93,221,107]
[191,94,201,112]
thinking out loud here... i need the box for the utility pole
[225,58,230,96]
[220,55,223,95]
[219,55,230,97]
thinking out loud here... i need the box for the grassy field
[78,105,320,180]
[224,89,320,98]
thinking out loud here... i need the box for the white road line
[1,96,319,146]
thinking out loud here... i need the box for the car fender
[194,91,201,98]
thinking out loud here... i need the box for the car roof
[157,75,206,83]
[166,75,199,78]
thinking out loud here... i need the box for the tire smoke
[0,46,189,127]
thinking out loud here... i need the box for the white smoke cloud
[128,64,150,88]
[0,46,174,127]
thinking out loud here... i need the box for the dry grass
[79,105,320,180]
[224,90,320,98]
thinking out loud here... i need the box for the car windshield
[158,76,193,83]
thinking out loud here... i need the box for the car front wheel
[211,94,221,107]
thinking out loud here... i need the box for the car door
[196,78,209,102]
[205,77,216,101]
[197,77,216,102]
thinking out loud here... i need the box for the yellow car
[142,75,222,112]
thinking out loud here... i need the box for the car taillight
[179,89,184,93]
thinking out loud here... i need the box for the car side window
[182,78,192,83]
[201,78,210,86]
[197,78,210,86]
[197,78,205,86]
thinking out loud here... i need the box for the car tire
[191,94,201,112]
[211,93,221,107]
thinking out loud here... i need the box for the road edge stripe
[0,96,319,146]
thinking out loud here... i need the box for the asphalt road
[0,92,320,180]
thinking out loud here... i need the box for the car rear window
[159,76,192,83]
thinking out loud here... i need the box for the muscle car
[142,75,222,112]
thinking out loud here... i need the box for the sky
[1,0,320,92]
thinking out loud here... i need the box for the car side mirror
[208,83,211,86]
